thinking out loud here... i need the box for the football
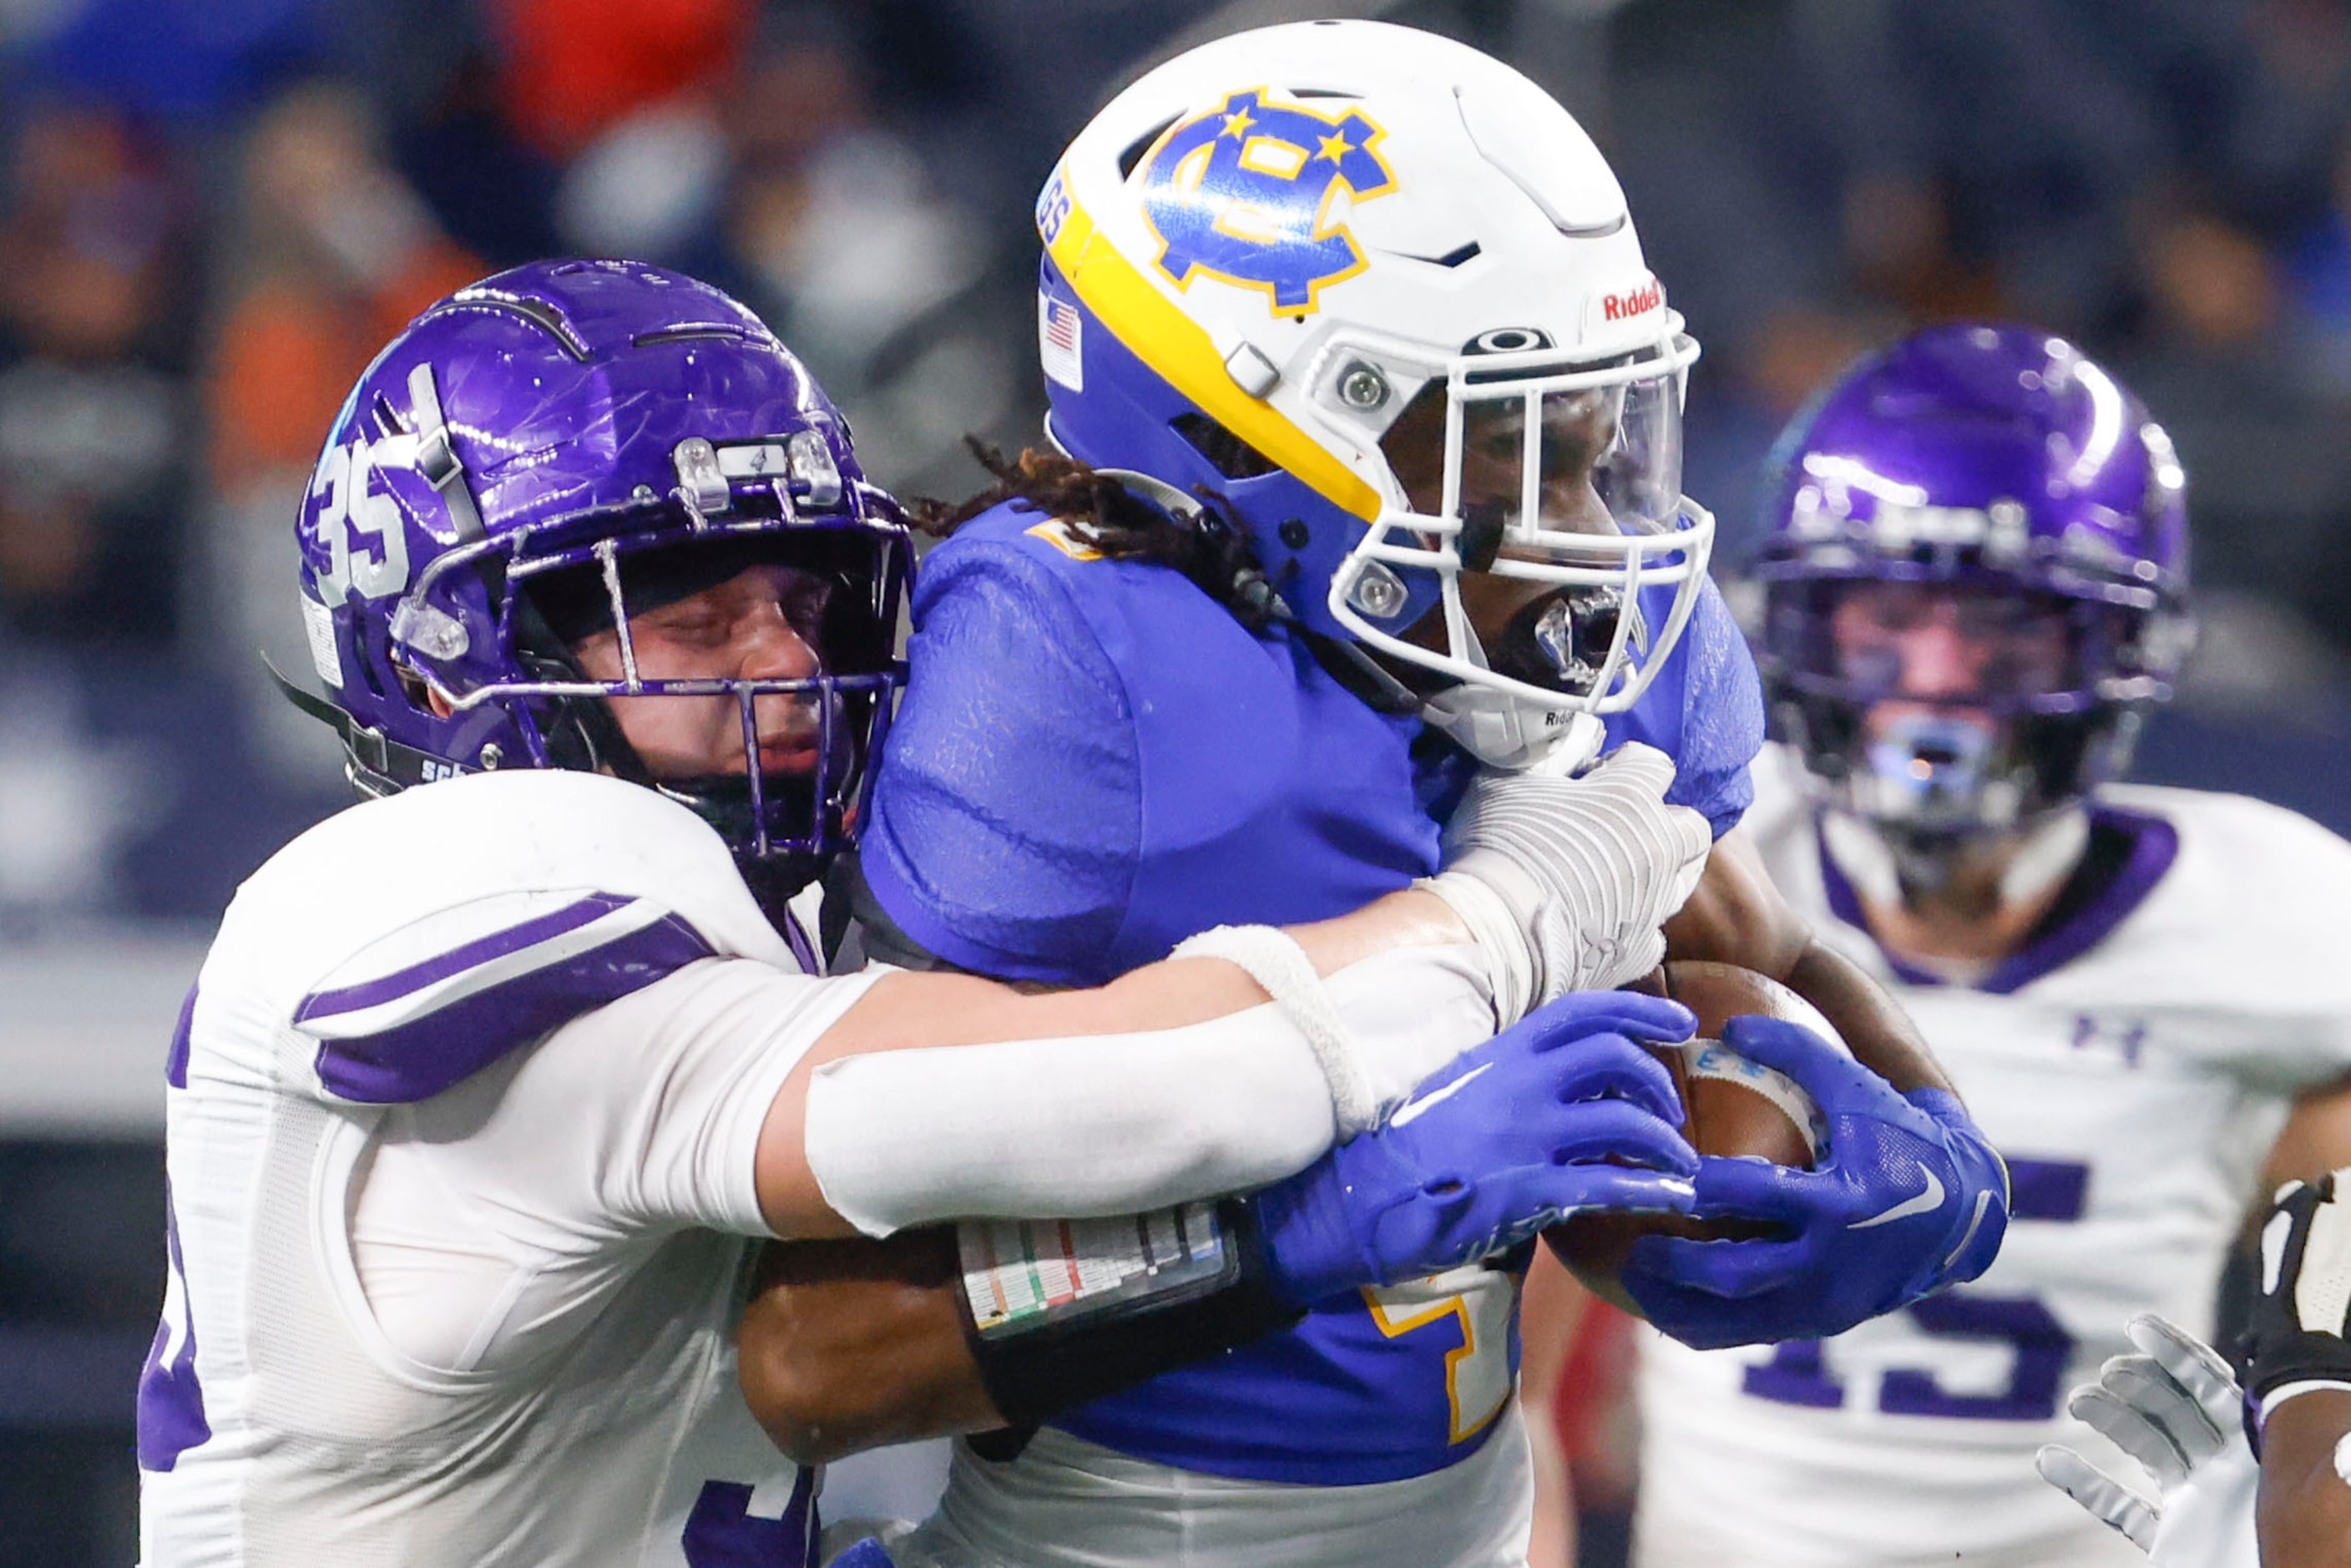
[1545,961,1837,1315]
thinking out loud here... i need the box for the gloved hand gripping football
[1615,1013,2009,1349]
[1251,990,1701,1305]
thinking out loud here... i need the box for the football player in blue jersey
[761,22,2010,1568]
[139,257,1749,1566]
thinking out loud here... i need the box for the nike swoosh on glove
[2036,1313,2259,1565]
[1617,1013,2009,1349]
[1254,989,1701,1307]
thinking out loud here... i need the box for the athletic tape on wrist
[953,1200,1302,1430]
[1170,924,1374,1137]
[1413,870,1534,1024]
[959,1203,1232,1338]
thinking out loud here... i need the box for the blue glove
[826,1540,898,1568]
[1254,990,1702,1306]
[1620,1013,2009,1350]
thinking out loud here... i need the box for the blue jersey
[861,500,1764,1484]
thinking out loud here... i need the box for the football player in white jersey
[1625,321,2351,1567]
[137,260,1737,1566]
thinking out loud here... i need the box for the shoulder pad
[2065,786,2351,1084]
[2106,785,2351,963]
[219,771,797,1103]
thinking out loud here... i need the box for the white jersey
[138,770,880,1568]
[1636,746,2351,1568]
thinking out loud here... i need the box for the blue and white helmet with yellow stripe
[1035,18,1712,769]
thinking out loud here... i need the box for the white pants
[896,1400,1534,1568]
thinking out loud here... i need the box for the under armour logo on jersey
[1140,89,1396,315]
[2069,1014,2148,1069]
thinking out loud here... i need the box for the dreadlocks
[914,442,1282,634]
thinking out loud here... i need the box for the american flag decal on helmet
[1039,293,1084,391]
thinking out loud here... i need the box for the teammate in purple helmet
[135,257,1751,1567]
[1635,321,2351,1567]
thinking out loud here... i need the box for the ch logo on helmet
[1140,89,1395,315]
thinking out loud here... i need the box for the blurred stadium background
[0,0,2346,1561]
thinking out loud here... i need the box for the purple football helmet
[285,258,912,902]
[1751,322,2192,843]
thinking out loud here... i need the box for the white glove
[2035,1313,2261,1565]
[1418,742,1712,1023]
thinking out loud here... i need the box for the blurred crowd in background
[0,2,2348,1559]
[0,0,2347,929]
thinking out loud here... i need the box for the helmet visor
[1768,578,2149,716]
[1324,323,1709,766]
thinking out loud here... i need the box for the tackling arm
[741,991,1704,1464]
[755,886,1470,1238]
[760,734,1718,1241]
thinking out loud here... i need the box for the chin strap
[1997,807,2092,906]
[1820,803,2093,929]
[264,655,474,797]
[1419,685,1605,775]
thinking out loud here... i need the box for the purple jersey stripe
[137,1187,210,1472]
[2006,1156,2091,1222]
[165,984,197,1090]
[296,892,635,1023]
[312,911,715,1104]
[1818,807,2179,996]
[681,1470,817,1566]
[781,910,817,975]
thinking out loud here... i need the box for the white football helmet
[1038,18,1711,769]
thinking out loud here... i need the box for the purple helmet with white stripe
[286,258,912,902]
[1751,322,2192,839]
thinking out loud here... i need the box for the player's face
[1828,580,2072,738]
[1383,385,1629,688]
[569,563,830,781]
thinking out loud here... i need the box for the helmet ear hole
[391,658,436,713]
[353,635,392,702]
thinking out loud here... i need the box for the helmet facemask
[1322,320,1712,771]
[1762,574,2177,888]
[390,470,911,903]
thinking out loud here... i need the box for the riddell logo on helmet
[1600,280,1663,322]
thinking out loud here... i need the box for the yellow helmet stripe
[1046,197,1383,522]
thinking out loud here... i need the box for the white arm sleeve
[348,958,877,1372]
[803,943,1495,1237]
